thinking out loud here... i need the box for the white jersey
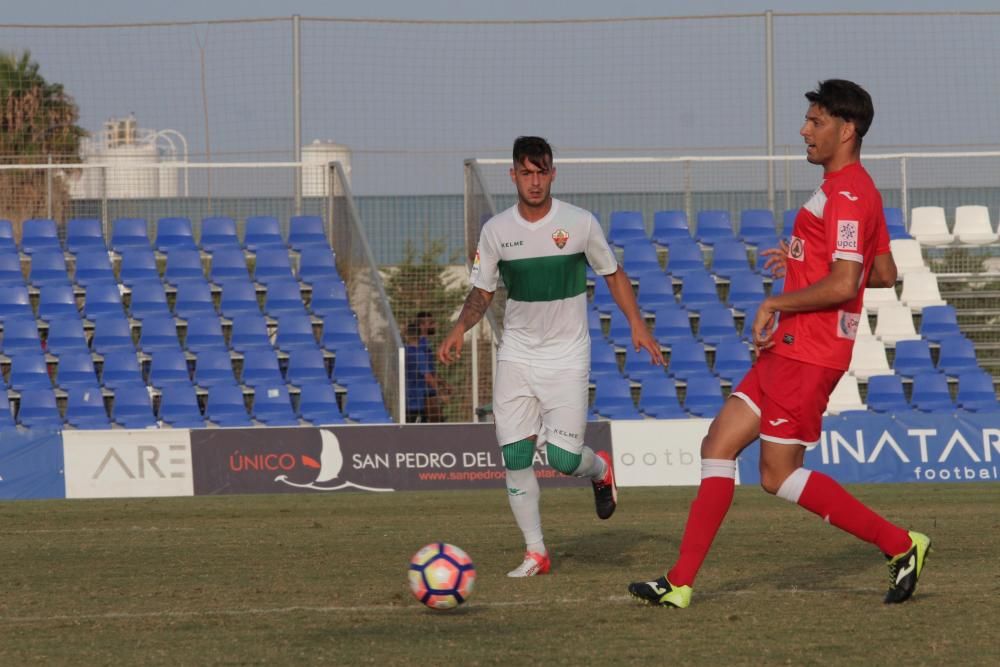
[470,198,618,370]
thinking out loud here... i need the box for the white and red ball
[408,543,476,610]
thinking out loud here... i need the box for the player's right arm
[438,287,494,364]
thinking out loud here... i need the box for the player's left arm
[604,267,664,365]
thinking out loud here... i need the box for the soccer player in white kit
[438,136,664,577]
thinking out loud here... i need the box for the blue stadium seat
[622,241,660,276]
[229,313,273,354]
[636,270,676,312]
[164,247,206,284]
[9,352,54,390]
[0,283,34,320]
[275,312,320,351]
[910,372,955,413]
[666,339,711,381]
[0,249,25,284]
[739,209,779,248]
[244,216,285,252]
[240,350,285,387]
[253,246,295,283]
[587,306,605,340]
[111,381,157,428]
[651,210,690,245]
[678,270,720,309]
[263,277,308,317]
[343,381,393,423]
[695,304,740,347]
[184,315,228,354]
[298,247,341,285]
[66,218,106,253]
[607,309,636,348]
[892,339,936,378]
[73,248,116,287]
[664,238,706,277]
[289,215,329,252]
[935,335,980,376]
[251,383,300,426]
[192,348,237,388]
[148,348,193,388]
[623,344,666,382]
[37,284,80,321]
[591,375,642,420]
[208,246,251,285]
[782,209,797,238]
[157,382,206,428]
[590,338,620,378]
[884,207,910,240]
[918,305,961,343]
[608,211,647,247]
[286,347,330,386]
[590,277,617,314]
[0,391,15,431]
[769,277,785,297]
[309,280,349,314]
[200,216,240,253]
[683,375,725,417]
[55,349,100,389]
[82,282,125,321]
[709,238,751,277]
[204,382,254,427]
[0,220,13,254]
[713,340,753,383]
[64,384,112,429]
[44,315,90,354]
[638,375,686,418]
[726,270,766,312]
[332,344,377,386]
[172,278,218,319]
[16,387,63,429]
[137,313,182,353]
[111,218,151,252]
[90,315,135,354]
[321,314,363,351]
[155,217,197,253]
[1,316,42,355]
[297,381,346,425]
[21,218,61,255]
[28,248,72,287]
[956,371,1000,413]
[100,349,145,389]
[219,279,262,318]
[695,210,736,245]
[118,247,160,285]
[128,279,172,319]
[653,304,694,346]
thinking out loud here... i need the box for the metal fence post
[765,10,775,214]
[292,14,302,217]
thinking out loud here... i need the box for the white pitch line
[0,526,196,535]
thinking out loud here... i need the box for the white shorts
[492,360,588,453]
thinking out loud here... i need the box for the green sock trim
[502,439,535,470]
[546,443,583,475]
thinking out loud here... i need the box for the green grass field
[1,484,997,665]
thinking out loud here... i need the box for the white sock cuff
[776,467,812,503]
[701,458,737,480]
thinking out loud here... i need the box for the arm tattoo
[457,288,490,331]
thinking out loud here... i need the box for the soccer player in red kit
[629,79,930,608]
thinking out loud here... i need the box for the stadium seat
[20,218,61,255]
[9,352,55,390]
[892,339,936,378]
[262,277,309,317]
[591,376,643,420]
[82,281,125,320]
[651,210,690,245]
[863,286,898,310]
[909,372,955,412]
[44,315,90,354]
[709,238,751,277]
[621,241,661,276]
[37,284,81,321]
[343,381,393,423]
[200,216,240,253]
[590,338,621,377]
[712,339,753,383]
[309,280,350,314]
[100,349,145,389]
[64,384,112,429]
[110,217,152,252]
[28,248,72,287]
[128,279,172,319]
[695,304,740,347]
[90,315,136,354]
[695,210,736,245]
[889,238,929,278]
[683,374,724,417]
[666,339,710,381]
[208,246,251,285]
[219,279,263,318]
[678,270,720,309]
[738,209,779,248]
[623,344,666,382]
[332,344,377,386]
[769,277,784,297]
[297,381,346,425]
[137,313,182,353]
[192,348,237,388]
[874,303,920,345]
[663,237,706,277]
[782,209,797,238]
[155,217,197,252]
[899,271,946,311]
[857,307,872,336]
[298,247,342,285]
[587,307,605,340]
[275,312,320,351]
[229,313,274,354]
[286,347,330,385]
[725,270,766,312]
[110,381,158,428]
[244,216,285,251]
[164,247,206,284]
[66,218,106,253]
[253,246,295,283]
[157,382,206,428]
[1,316,42,355]
[884,207,910,240]
[636,270,676,312]
[289,215,329,252]
[637,375,686,419]
[16,387,63,429]
[0,220,12,254]
[0,283,34,320]
[935,335,981,376]
[148,348,193,388]
[848,335,893,380]
[0,391,16,430]
[240,350,285,387]
[204,383,254,427]
[865,375,910,414]
[956,371,1000,412]
[953,205,998,244]
[825,374,866,415]
[918,305,961,343]
[118,247,160,285]
[184,315,228,354]
[172,278,218,319]
[608,211,647,247]
[55,349,100,389]
[0,249,26,284]
[251,383,300,426]
[607,309,636,348]
[653,303,695,346]
[590,277,616,313]
[73,248,116,287]
[908,206,953,246]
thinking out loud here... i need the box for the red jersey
[772,161,890,371]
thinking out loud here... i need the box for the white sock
[571,446,607,481]
[506,466,545,554]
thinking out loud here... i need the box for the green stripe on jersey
[498,253,587,302]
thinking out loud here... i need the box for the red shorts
[731,352,844,448]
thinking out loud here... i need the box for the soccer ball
[408,542,477,610]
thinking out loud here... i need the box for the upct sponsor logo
[93,444,188,480]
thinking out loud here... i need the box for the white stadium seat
[953,205,999,245]
[889,238,929,277]
[900,271,946,311]
[825,373,866,415]
[849,334,893,380]
[909,206,954,246]
[874,303,921,346]
[857,307,872,336]
[863,286,898,310]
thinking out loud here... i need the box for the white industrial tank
[302,140,352,196]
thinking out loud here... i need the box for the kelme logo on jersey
[552,228,569,249]
[501,240,524,248]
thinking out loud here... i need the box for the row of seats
[827,370,998,415]
[907,205,1000,246]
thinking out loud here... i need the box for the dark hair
[805,79,874,146]
[406,322,420,338]
[512,136,553,170]
[415,311,433,320]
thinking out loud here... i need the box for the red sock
[797,470,911,555]
[667,476,735,586]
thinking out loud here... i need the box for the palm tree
[0,50,86,230]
